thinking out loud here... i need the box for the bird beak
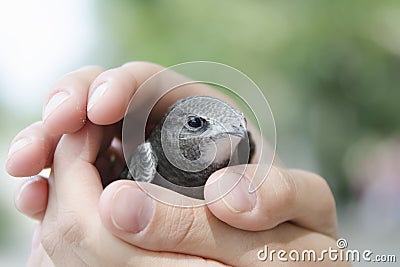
[225,130,247,138]
[225,118,247,138]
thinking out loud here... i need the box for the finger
[14,176,48,221]
[87,61,230,125]
[86,228,226,267]
[42,65,104,135]
[51,122,125,207]
[87,63,157,124]
[51,121,104,210]
[99,180,334,266]
[205,165,338,238]
[6,121,59,177]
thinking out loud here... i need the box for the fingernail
[8,138,33,158]
[110,186,154,233]
[88,82,108,111]
[16,176,42,203]
[219,173,257,213]
[43,91,70,121]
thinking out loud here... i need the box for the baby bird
[119,96,254,199]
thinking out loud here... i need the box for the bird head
[160,96,250,171]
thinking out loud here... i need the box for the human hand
[18,122,342,266]
[8,62,345,266]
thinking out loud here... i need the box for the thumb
[204,164,338,238]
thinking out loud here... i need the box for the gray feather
[123,142,157,182]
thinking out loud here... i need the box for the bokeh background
[1,0,399,266]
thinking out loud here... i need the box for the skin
[6,62,349,266]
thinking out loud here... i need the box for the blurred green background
[1,0,399,265]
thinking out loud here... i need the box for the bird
[119,95,255,199]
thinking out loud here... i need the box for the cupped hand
[21,122,343,266]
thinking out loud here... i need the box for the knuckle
[50,65,103,92]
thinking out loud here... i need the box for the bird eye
[185,116,206,131]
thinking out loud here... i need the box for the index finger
[42,65,104,135]
[87,61,235,125]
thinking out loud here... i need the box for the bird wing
[122,142,158,182]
